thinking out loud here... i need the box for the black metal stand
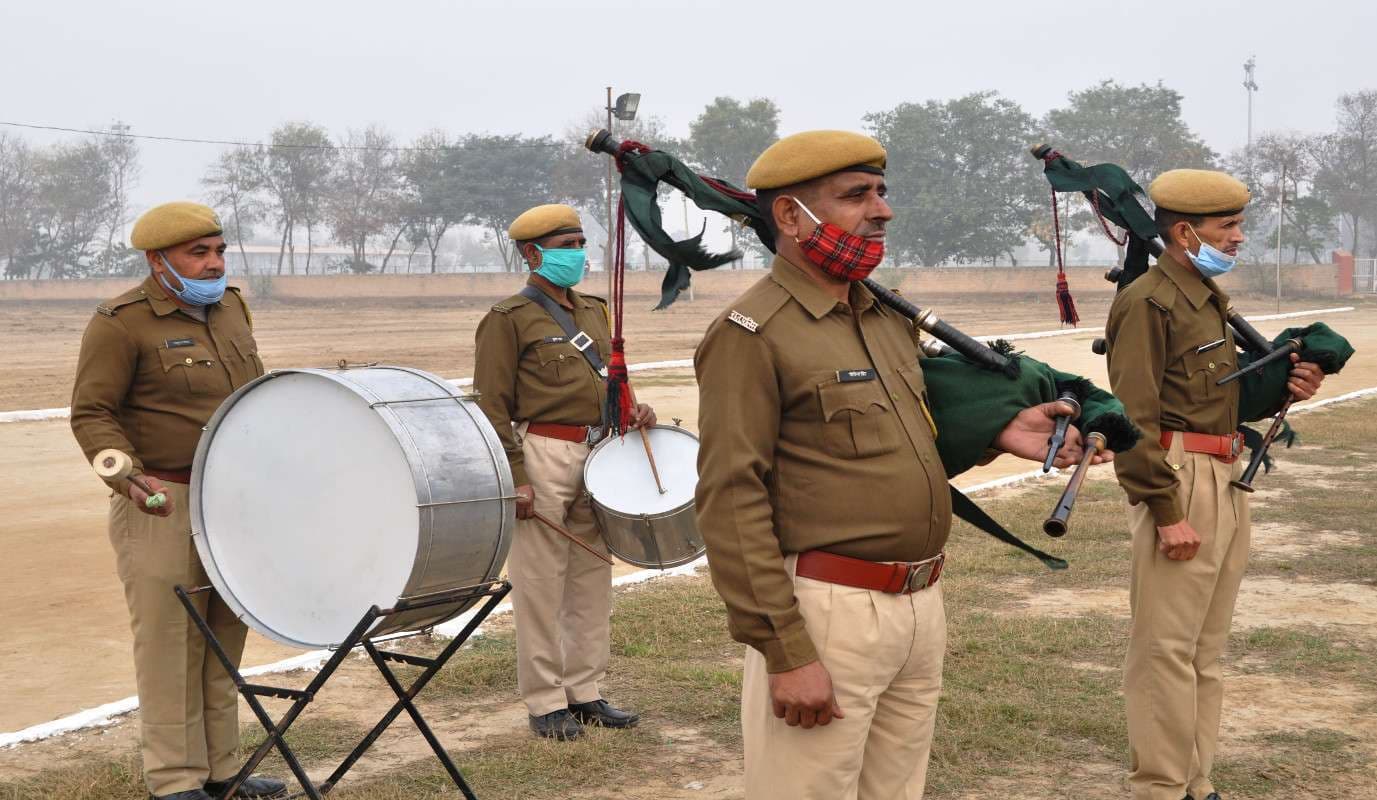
[174,580,512,800]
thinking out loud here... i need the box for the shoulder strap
[518,286,606,375]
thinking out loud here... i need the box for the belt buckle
[585,426,605,446]
[905,561,934,593]
[570,331,594,352]
[1230,433,1244,461]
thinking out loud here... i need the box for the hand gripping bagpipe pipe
[1031,144,1355,488]
[585,131,1145,566]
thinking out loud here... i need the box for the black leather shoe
[203,775,288,798]
[152,791,212,800]
[529,708,583,740]
[569,699,640,729]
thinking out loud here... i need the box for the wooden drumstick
[92,449,167,509]
[626,386,668,495]
[532,511,614,565]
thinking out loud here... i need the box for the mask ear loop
[789,197,824,243]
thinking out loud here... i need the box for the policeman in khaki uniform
[695,131,1112,800]
[1105,171,1325,800]
[473,204,655,740]
[70,203,284,800]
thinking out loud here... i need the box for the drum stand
[174,580,512,800]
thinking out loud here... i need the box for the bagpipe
[1030,145,1355,486]
[585,131,1144,569]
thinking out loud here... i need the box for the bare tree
[98,122,140,274]
[1315,90,1377,256]
[203,146,265,273]
[325,126,401,273]
[0,134,39,278]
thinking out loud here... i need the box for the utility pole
[1243,56,1259,185]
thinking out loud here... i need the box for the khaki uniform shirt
[70,275,264,495]
[1105,253,1240,526]
[694,257,951,673]
[472,282,610,486]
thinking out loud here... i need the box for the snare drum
[582,425,704,569]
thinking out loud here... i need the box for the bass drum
[191,366,514,649]
[582,425,703,569]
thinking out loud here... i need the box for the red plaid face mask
[791,198,885,282]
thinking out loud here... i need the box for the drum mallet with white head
[92,449,167,509]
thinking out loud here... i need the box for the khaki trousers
[1125,437,1250,800]
[508,430,613,716]
[742,557,946,800]
[109,482,247,797]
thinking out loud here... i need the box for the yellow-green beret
[746,130,886,190]
[508,204,583,242]
[130,202,224,251]
[1149,169,1251,216]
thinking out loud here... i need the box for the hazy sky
[3,0,1374,221]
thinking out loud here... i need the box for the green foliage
[867,91,1043,266]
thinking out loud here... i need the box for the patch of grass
[328,728,661,799]
[0,754,145,800]
[1231,626,1375,687]
[1211,728,1368,798]
[928,609,1128,796]
[0,717,371,800]
[407,627,520,703]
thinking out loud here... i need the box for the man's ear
[521,243,541,269]
[773,195,803,241]
[1171,221,1194,251]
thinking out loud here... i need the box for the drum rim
[190,366,511,649]
[582,424,703,570]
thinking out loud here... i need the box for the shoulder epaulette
[723,282,791,334]
[95,287,150,317]
[491,293,534,315]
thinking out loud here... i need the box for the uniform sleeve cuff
[762,627,819,673]
[1147,495,1184,527]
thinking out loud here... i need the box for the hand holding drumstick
[92,449,171,517]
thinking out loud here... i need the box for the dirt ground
[0,276,1372,740]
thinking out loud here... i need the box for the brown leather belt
[1160,431,1245,464]
[796,550,945,595]
[526,422,604,445]
[142,467,192,484]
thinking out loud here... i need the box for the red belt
[1160,431,1245,464]
[526,422,603,445]
[796,550,944,595]
[142,467,192,484]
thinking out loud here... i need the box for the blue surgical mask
[1185,225,1238,278]
[155,251,227,306]
[534,246,587,288]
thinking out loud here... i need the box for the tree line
[2,81,1374,279]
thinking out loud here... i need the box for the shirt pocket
[158,344,224,396]
[1180,347,1235,401]
[817,379,900,459]
[533,341,583,384]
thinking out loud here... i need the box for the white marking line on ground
[0,307,1354,424]
[975,305,1354,343]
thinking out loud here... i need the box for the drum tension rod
[369,395,471,408]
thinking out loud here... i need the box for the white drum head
[194,372,419,648]
[584,427,698,515]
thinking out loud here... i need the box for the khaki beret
[508,204,583,242]
[130,202,224,251]
[1149,169,1251,216]
[746,130,886,190]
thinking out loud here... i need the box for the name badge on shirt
[836,368,877,383]
[540,336,568,345]
[164,338,195,349]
